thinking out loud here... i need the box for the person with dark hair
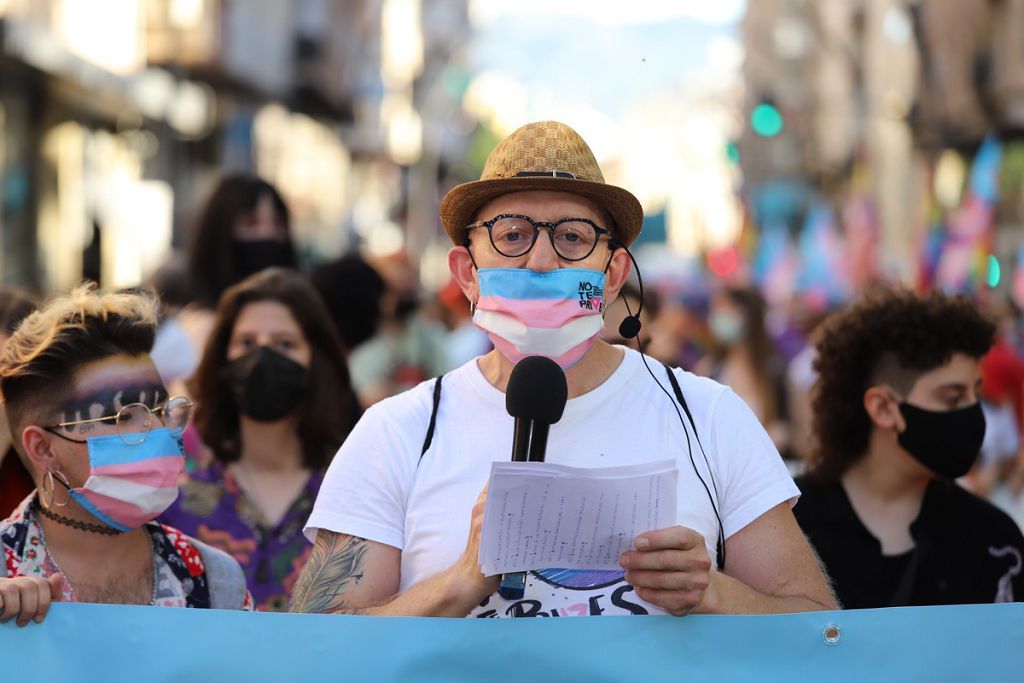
[0,285,252,627]
[794,286,1024,608]
[160,268,356,611]
[0,288,37,518]
[698,286,790,456]
[309,252,386,354]
[157,175,299,394]
[291,121,834,618]
[187,174,297,309]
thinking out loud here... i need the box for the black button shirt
[794,474,1024,609]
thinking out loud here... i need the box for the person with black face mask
[794,287,1024,608]
[160,268,356,612]
[151,175,299,401]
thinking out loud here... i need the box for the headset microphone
[615,242,646,340]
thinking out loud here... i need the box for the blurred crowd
[2,171,1024,614]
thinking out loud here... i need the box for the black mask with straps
[897,400,986,479]
[221,346,309,422]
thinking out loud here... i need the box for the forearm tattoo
[289,533,369,614]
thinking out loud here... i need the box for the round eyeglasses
[464,214,612,261]
[44,396,195,446]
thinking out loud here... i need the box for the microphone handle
[527,423,549,463]
[510,417,532,462]
[500,419,550,600]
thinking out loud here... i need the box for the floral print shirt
[159,462,321,612]
[2,494,254,610]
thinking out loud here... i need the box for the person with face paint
[293,121,835,619]
[0,285,253,627]
[160,268,356,612]
[794,287,1024,608]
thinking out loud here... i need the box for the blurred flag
[843,194,879,288]
[753,220,799,306]
[795,201,850,307]
[935,136,1002,292]
[1012,245,1024,310]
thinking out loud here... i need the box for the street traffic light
[751,101,783,137]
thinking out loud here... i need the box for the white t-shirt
[306,347,799,618]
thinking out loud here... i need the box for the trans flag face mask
[473,268,606,369]
[66,428,185,532]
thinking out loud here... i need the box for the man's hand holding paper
[478,460,679,576]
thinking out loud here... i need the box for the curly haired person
[794,286,1024,608]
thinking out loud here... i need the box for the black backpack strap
[662,362,725,569]
[663,363,703,452]
[419,375,443,462]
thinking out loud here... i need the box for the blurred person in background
[794,287,1024,608]
[346,252,448,408]
[697,286,790,457]
[437,279,490,370]
[153,174,298,394]
[310,252,387,356]
[973,298,1024,500]
[160,268,356,612]
[0,289,37,518]
[784,307,832,472]
[0,285,251,626]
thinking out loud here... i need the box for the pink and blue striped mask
[473,268,606,369]
[68,428,185,531]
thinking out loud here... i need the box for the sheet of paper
[479,460,678,575]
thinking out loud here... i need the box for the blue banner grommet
[823,624,842,646]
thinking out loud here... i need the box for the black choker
[35,502,123,536]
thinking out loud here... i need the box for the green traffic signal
[751,103,783,137]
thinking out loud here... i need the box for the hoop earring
[40,470,71,509]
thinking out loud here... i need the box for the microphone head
[506,356,568,424]
[618,316,642,339]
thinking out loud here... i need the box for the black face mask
[897,401,986,479]
[221,346,309,422]
[233,239,294,278]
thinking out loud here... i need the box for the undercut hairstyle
[190,268,355,470]
[808,286,995,482]
[0,283,158,457]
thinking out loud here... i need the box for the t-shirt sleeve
[304,397,424,549]
[704,386,800,539]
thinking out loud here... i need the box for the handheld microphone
[499,355,568,600]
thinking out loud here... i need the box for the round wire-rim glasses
[44,396,194,446]
[464,214,612,261]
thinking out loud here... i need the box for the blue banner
[1,603,1020,681]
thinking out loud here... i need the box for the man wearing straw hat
[293,121,835,618]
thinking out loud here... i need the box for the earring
[470,300,477,316]
[40,469,71,509]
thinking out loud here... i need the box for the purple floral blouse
[159,462,321,612]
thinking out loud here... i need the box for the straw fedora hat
[440,121,644,247]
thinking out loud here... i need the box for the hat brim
[440,176,644,248]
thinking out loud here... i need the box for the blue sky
[467,1,745,123]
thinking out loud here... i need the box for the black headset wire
[615,241,727,570]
